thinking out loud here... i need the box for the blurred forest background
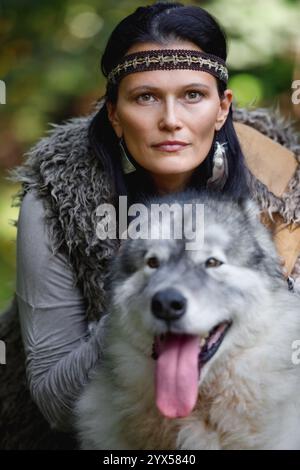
[0,0,300,311]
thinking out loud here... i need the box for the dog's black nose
[151,288,186,322]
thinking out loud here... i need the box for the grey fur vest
[0,105,299,449]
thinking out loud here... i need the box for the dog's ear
[237,197,261,224]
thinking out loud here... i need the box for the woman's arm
[16,190,106,432]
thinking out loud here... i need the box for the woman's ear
[215,89,233,131]
[106,102,123,138]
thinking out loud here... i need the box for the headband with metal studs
[106,49,229,87]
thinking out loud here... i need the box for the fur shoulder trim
[233,107,300,224]
[8,110,117,319]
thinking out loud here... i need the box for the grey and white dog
[76,191,300,450]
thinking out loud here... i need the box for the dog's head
[107,190,284,418]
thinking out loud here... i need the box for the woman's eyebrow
[127,82,210,93]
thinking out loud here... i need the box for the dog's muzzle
[151,288,187,322]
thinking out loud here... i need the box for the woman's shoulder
[233,107,300,148]
[233,107,300,278]
[7,105,110,228]
[233,107,300,189]
[7,106,102,198]
[15,113,93,167]
[233,107,300,218]
[18,189,44,222]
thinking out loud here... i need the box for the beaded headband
[107,49,228,87]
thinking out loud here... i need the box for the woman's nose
[158,100,183,131]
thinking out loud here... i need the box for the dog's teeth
[203,332,209,339]
[199,337,206,348]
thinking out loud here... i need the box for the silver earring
[119,137,136,174]
[206,141,228,190]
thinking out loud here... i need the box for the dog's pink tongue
[155,334,199,419]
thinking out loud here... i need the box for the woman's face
[107,41,233,193]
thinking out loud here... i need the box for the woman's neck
[150,171,194,195]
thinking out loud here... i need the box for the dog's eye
[146,256,160,269]
[205,257,223,268]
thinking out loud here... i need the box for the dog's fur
[75,191,300,450]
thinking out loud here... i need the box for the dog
[75,191,300,450]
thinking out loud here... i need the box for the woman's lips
[153,144,189,152]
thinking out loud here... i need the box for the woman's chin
[148,163,199,176]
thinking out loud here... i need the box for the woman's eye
[205,257,223,268]
[186,90,203,101]
[146,256,160,269]
[136,93,155,103]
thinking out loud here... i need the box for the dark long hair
[89,1,250,205]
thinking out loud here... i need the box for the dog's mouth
[151,320,232,420]
[198,320,231,365]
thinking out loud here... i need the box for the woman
[1,1,299,449]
